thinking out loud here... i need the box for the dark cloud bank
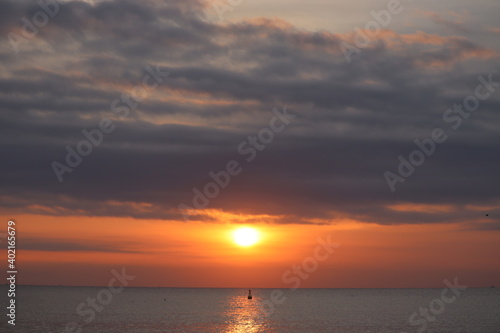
[1,0,499,227]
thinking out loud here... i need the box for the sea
[1,286,499,332]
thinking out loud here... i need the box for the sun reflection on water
[224,292,268,333]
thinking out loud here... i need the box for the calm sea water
[1,286,499,332]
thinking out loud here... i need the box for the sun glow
[233,227,259,247]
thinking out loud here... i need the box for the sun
[233,227,259,247]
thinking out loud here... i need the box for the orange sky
[4,213,499,288]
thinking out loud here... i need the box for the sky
[0,0,499,288]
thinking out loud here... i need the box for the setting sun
[233,227,260,247]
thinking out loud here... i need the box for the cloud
[1,0,500,227]
[17,237,141,253]
[422,11,470,34]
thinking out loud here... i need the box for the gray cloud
[1,0,500,227]
[16,238,140,253]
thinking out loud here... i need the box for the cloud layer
[1,0,500,228]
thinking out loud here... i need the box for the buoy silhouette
[248,289,252,299]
